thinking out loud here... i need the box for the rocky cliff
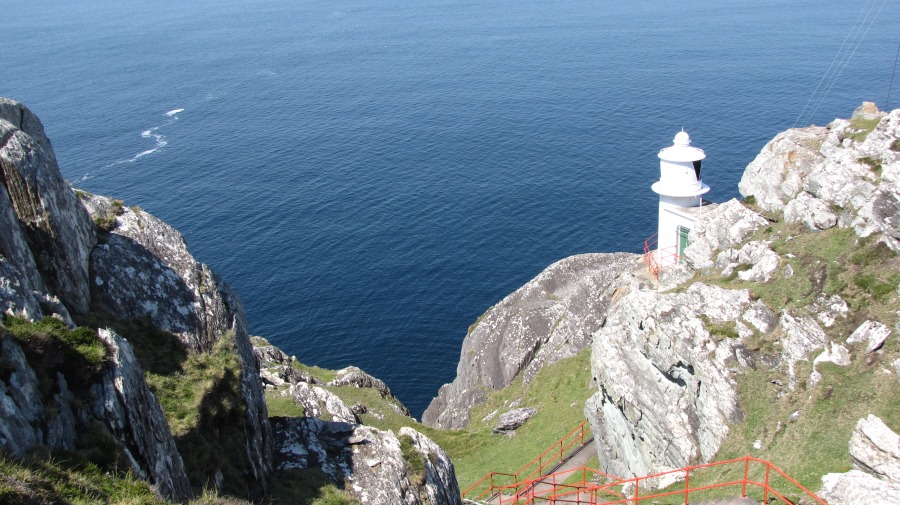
[423,252,637,429]
[0,97,461,505]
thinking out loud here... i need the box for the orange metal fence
[462,420,593,502]
[489,456,828,505]
[643,233,683,281]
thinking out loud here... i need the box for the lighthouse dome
[673,130,691,146]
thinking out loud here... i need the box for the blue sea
[2,0,897,417]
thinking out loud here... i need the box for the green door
[677,226,691,262]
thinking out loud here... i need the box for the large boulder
[423,252,636,429]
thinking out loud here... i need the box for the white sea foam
[103,111,177,168]
[165,108,184,117]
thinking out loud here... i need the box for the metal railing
[489,456,828,505]
[462,420,593,502]
[642,233,683,281]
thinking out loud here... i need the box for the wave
[90,108,182,173]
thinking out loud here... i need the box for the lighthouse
[648,130,710,270]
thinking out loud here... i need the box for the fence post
[633,478,640,505]
[742,458,749,498]
[683,468,690,505]
[764,463,770,504]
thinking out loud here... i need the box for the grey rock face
[0,328,193,503]
[492,407,537,434]
[738,125,829,212]
[849,415,900,483]
[819,415,900,505]
[423,252,637,429]
[272,417,462,505]
[584,283,752,481]
[83,194,273,496]
[0,335,61,455]
[682,199,769,273]
[93,329,193,502]
[739,105,900,252]
[0,98,95,316]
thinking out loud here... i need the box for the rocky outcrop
[739,103,900,251]
[423,252,636,429]
[584,282,753,480]
[0,98,95,319]
[0,98,273,501]
[82,194,273,498]
[272,417,462,505]
[682,199,769,273]
[819,415,900,505]
[0,327,192,502]
[0,334,73,455]
[93,328,193,502]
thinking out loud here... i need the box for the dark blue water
[2,0,898,417]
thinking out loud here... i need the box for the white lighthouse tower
[648,130,710,271]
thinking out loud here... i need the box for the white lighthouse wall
[656,197,699,261]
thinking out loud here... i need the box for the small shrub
[111,199,125,215]
[891,139,900,152]
[94,215,117,232]
[742,195,757,206]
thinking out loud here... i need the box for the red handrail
[462,419,593,501]
[497,456,828,505]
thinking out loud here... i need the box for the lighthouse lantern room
[648,130,711,272]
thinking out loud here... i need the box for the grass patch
[264,390,306,417]
[841,116,881,143]
[1,316,109,397]
[700,315,740,341]
[891,138,900,152]
[400,434,427,486]
[858,156,882,176]
[266,468,358,505]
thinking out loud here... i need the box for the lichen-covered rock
[849,415,900,483]
[82,194,273,497]
[328,366,410,416]
[0,98,95,316]
[682,199,769,272]
[716,240,781,282]
[819,415,900,505]
[584,283,751,481]
[423,252,636,429]
[493,407,537,434]
[819,470,900,505]
[272,417,462,505]
[738,125,829,212]
[779,313,829,388]
[847,320,892,353]
[740,104,900,252]
[93,328,193,502]
[784,191,838,230]
[289,382,359,424]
